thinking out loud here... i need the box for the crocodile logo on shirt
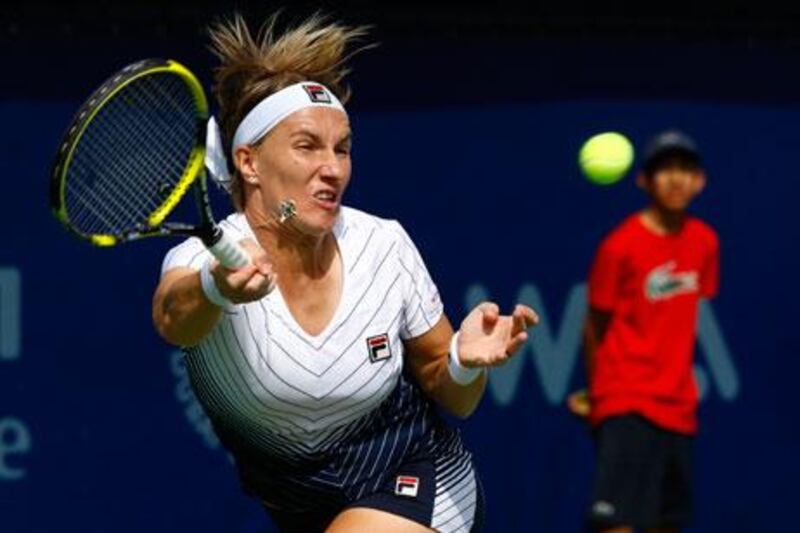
[645,261,699,301]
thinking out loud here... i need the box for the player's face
[253,107,352,235]
[641,157,705,212]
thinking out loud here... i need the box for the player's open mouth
[313,190,339,209]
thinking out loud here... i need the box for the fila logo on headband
[302,84,332,104]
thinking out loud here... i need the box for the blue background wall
[2,4,798,532]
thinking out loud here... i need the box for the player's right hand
[211,238,276,303]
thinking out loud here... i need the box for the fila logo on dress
[395,475,420,497]
[367,333,392,363]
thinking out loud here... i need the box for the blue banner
[2,98,797,532]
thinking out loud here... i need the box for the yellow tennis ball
[579,132,634,185]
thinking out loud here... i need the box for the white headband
[205,81,346,190]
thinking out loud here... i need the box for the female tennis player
[152,12,538,532]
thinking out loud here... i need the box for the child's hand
[567,389,591,418]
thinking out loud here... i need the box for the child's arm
[567,306,612,418]
[583,306,613,379]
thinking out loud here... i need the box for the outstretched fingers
[514,304,539,329]
[479,302,500,332]
[502,305,538,359]
[505,330,529,356]
[458,302,538,368]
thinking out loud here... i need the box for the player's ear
[233,145,258,178]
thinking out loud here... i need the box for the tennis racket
[50,58,250,269]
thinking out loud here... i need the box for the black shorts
[588,413,694,529]
[264,454,485,532]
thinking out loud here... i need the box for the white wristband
[447,331,485,386]
[200,258,233,308]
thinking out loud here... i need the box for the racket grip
[207,228,251,269]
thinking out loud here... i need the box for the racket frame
[50,58,212,246]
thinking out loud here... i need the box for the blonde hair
[208,12,373,210]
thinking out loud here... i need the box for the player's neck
[245,208,336,278]
[640,205,687,236]
[275,232,338,279]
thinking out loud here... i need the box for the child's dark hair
[641,130,702,178]
[642,150,702,178]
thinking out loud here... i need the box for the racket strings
[68,74,195,231]
[64,72,199,236]
[68,82,188,228]
[67,95,193,234]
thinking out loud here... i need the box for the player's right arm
[153,241,274,347]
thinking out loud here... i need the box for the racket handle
[207,228,251,269]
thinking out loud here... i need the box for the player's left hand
[456,302,539,368]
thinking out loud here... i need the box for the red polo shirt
[588,213,719,434]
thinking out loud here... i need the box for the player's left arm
[404,304,538,419]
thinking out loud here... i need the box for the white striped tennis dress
[161,206,482,532]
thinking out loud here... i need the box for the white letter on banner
[0,268,21,361]
[0,417,32,481]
